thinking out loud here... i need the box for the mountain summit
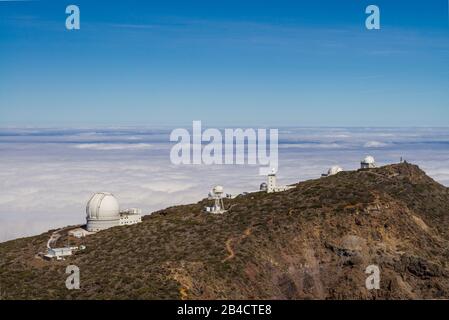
[1,162,448,299]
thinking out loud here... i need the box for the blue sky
[0,0,448,126]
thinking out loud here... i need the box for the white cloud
[364,141,389,148]
[279,143,343,149]
[73,143,154,150]
[0,127,448,242]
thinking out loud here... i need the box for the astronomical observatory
[42,154,386,261]
[260,169,294,193]
[205,185,227,214]
[322,165,343,177]
[86,192,142,232]
[42,192,142,259]
[361,156,376,169]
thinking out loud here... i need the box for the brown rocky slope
[1,162,449,299]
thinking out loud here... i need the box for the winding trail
[222,227,252,262]
[46,230,62,249]
[179,287,188,300]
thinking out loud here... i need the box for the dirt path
[46,230,62,249]
[179,287,188,300]
[222,227,252,262]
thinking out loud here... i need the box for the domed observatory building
[328,165,343,176]
[86,192,121,232]
[205,185,227,214]
[321,165,343,177]
[361,156,376,169]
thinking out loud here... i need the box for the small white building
[265,169,294,193]
[119,208,142,226]
[44,247,73,260]
[361,156,376,169]
[68,228,93,238]
[44,245,85,260]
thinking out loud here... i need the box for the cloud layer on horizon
[0,127,448,242]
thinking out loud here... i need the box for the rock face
[1,163,449,300]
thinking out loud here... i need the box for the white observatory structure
[264,168,294,193]
[361,156,376,169]
[206,185,227,214]
[267,169,277,193]
[86,192,121,232]
[119,208,142,226]
[86,192,142,232]
[322,165,343,177]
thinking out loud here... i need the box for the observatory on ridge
[261,169,294,193]
[205,185,227,214]
[42,192,142,259]
[86,192,142,232]
[322,165,343,177]
[86,192,121,232]
[361,156,376,169]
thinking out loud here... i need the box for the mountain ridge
[1,162,449,299]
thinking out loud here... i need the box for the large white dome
[362,156,375,164]
[213,185,224,194]
[86,192,120,219]
[86,192,120,231]
[328,165,343,176]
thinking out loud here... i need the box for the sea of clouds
[1,127,449,242]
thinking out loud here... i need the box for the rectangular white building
[119,208,142,226]
[44,247,73,260]
[68,228,92,238]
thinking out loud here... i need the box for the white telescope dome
[328,166,343,176]
[86,192,120,231]
[362,156,375,164]
[213,185,224,194]
[86,192,120,219]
